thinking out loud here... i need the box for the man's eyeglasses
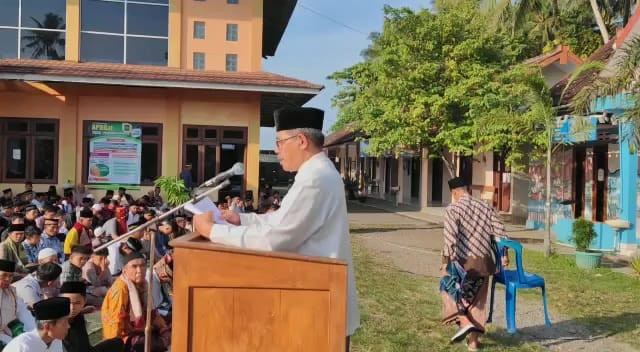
[275,134,299,148]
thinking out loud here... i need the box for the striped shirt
[443,194,508,264]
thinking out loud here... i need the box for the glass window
[141,126,160,136]
[223,130,243,140]
[33,138,55,180]
[134,0,169,4]
[226,24,238,41]
[127,3,168,37]
[227,0,238,4]
[186,128,199,139]
[141,142,160,183]
[126,37,167,66]
[204,129,217,139]
[194,21,205,39]
[193,52,205,70]
[0,0,19,27]
[6,137,27,179]
[81,0,124,34]
[21,0,66,30]
[21,30,65,60]
[0,29,19,59]
[204,145,216,181]
[225,54,237,72]
[7,121,28,132]
[35,122,56,133]
[80,33,124,63]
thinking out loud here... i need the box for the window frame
[82,121,163,186]
[0,0,67,60]
[227,0,239,4]
[182,125,247,192]
[79,0,169,65]
[226,23,238,41]
[225,53,237,72]
[0,118,59,184]
[193,52,205,70]
[193,21,205,39]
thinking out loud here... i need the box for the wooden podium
[169,233,348,352]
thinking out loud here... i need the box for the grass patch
[350,238,544,352]
[515,249,640,345]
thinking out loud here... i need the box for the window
[183,126,246,194]
[227,0,238,4]
[225,54,237,72]
[0,0,66,60]
[226,24,238,41]
[0,118,58,183]
[80,0,168,66]
[193,52,205,70]
[82,121,162,185]
[194,21,205,39]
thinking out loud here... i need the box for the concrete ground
[348,201,639,352]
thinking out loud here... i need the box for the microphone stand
[94,179,231,352]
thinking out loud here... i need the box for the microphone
[197,162,245,188]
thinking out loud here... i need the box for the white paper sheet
[184,196,229,225]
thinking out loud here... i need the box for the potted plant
[569,218,602,270]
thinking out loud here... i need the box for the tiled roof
[550,38,616,106]
[524,45,583,67]
[0,59,323,92]
[324,127,362,148]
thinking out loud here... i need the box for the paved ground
[348,201,639,352]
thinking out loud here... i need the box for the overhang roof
[550,38,616,106]
[324,127,363,148]
[524,45,583,67]
[263,0,297,57]
[0,59,323,127]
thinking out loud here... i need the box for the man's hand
[221,210,240,226]
[193,212,214,239]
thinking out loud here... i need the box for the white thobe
[208,152,361,336]
[0,288,36,344]
[12,274,43,307]
[3,329,63,352]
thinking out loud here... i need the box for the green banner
[87,122,142,188]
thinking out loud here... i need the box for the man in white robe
[3,297,70,352]
[194,107,360,351]
[0,259,36,346]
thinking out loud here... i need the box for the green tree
[330,1,548,175]
[21,13,65,60]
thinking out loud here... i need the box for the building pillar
[619,121,638,256]
[65,0,80,62]
[396,156,404,205]
[420,148,430,209]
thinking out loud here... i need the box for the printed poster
[88,122,142,186]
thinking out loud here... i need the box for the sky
[260,0,428,150]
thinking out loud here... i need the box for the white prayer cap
[94,226,105,237]
[86,194,95,199]
[112,195,121,201]
[37,248,58,261]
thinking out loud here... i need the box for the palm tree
[21,13,65,60]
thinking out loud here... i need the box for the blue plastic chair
[486,238,551,333]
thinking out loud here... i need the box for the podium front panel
[171,235,347,352]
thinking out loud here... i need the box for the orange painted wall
[181,0,263,72]
[0,87,261,198]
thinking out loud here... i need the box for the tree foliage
[330,1,551,173]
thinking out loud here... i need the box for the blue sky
[260,0,428,150]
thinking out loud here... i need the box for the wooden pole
[544,122,553,257]
[144,229,157,352]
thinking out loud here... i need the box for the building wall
[0,86,261,198]
[181,0,263,71]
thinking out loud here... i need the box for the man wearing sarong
[101,253,170,352]
[440,177,509,351]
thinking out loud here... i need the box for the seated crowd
[0,182,282,351]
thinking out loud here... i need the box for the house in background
[0,0,322,199]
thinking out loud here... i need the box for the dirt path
[349,203,638,352]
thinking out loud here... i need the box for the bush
[570,217,597,252]
[632,256,640,277]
